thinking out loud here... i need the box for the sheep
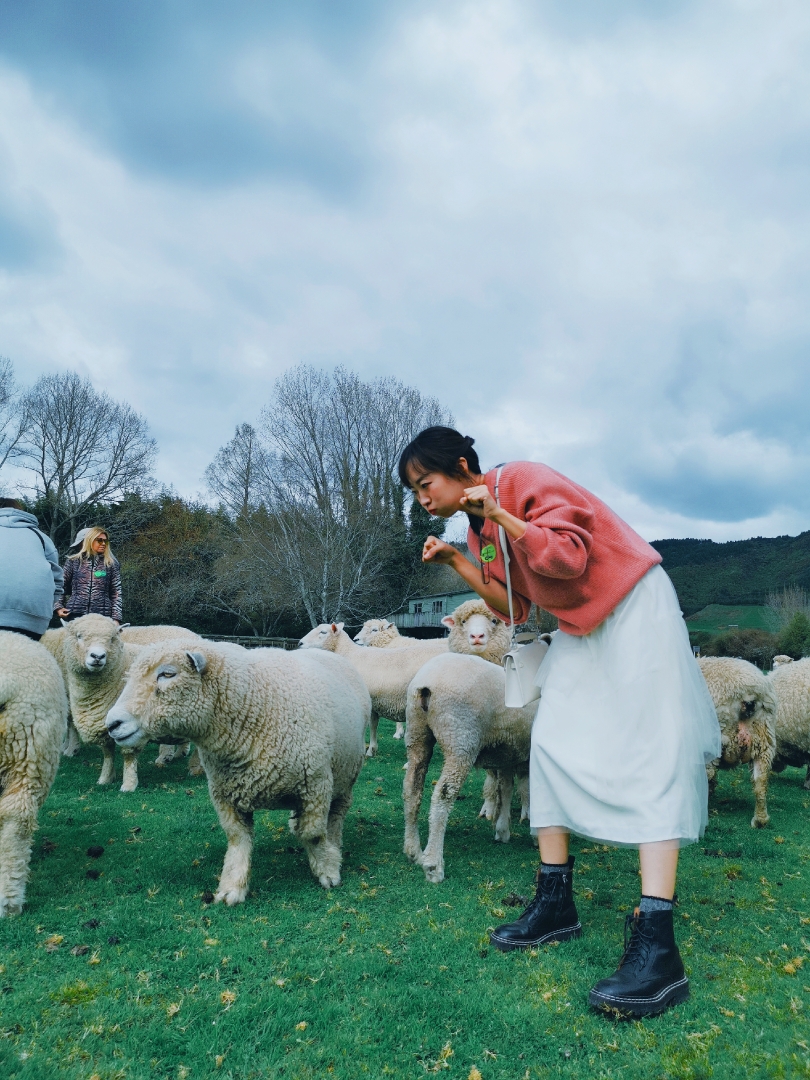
[698,656,777,828]
[354,619,423,649]
[298,623,448,753]
[41,627,82,757]
[441,599,547,827]
[43,624,202,765]
[105,641,369,902]
[773,655,794,670]
[767,658,810,790]
[121,625,201,647]
[60,614,157,792]
[0,632,67,915]
[351,621,448,740]
[403,645,548,883]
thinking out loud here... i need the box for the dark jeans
[0,625,43,641]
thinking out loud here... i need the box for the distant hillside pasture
[685,604,782,636]
[653,533,810,616]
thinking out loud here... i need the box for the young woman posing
[57,527,123,624]
[399,427,720,1018]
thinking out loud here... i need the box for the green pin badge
[480,543,496,563]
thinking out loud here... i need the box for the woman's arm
[422,536,510,616]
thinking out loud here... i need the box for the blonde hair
[69,526,115,567]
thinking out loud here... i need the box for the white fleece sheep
[698,656,777,827]
[441,599,545,827]
[43,624,202,765]
[354,619,423,649]
[105,641,369,902]
[772,655,794,670]
[122,627,203,768]
[0,632,67,915]
[41,627,82,757]
[767,658,810,790]
[403,647,547,883]
[61,614,157,792]
[299,623,447,752]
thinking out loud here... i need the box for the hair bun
[463,435,475,447]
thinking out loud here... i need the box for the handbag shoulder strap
[493,465,515,640]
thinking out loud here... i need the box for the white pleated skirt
[529,565,721,847]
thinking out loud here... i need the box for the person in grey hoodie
[0,499,63,640]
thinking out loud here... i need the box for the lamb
[767,658,810,790]
[772,655,794,670]
[105,641,369,902]
[61,614,157,792]
[298,623,448,752]
[403,643,549,883]
[698,656,777,827]
[0,632,67,915]
[354,619,423,649]
[442,599,545,826]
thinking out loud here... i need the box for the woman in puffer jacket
[57,527,122,623]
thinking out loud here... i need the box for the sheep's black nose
[106,718,122,736]
[90,650,106,661]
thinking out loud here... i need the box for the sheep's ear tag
[480,544,496,563]
[186,651,207,675]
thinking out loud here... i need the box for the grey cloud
[1,1,810,542]
[0,1,404,193]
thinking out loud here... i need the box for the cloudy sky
[1,0,809,542]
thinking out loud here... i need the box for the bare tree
[18,371,156,545]
[0,356,29,478]
[766,585,810,628]
[205,423,268,518]
[205,364,453,627]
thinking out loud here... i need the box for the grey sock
[540,861,569,875]
[639,895,673,913]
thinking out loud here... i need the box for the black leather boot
[490,857,581,951]
[589,908,689,1018]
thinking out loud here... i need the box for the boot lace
[618,912,655,971]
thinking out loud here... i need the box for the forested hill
[652,532,810,616]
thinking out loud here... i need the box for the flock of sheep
[2,603,810,917]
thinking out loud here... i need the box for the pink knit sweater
[467,461,662,636]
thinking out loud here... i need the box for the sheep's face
[442,608,505,655]
[63,614,124,674]
[106,646,210,748]
[772,655,794,669]
[299,623,344,651]
[354,619,394,646]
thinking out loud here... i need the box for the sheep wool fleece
[0,631,68,915]
[530,566,721,845]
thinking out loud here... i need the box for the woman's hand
[57,607,70,618]
[422,535,458,565]
[459,484,499,520]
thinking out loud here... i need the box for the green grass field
[2,733,810,1080]
[685,606,782,636]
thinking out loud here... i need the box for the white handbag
[494,465,551,708]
